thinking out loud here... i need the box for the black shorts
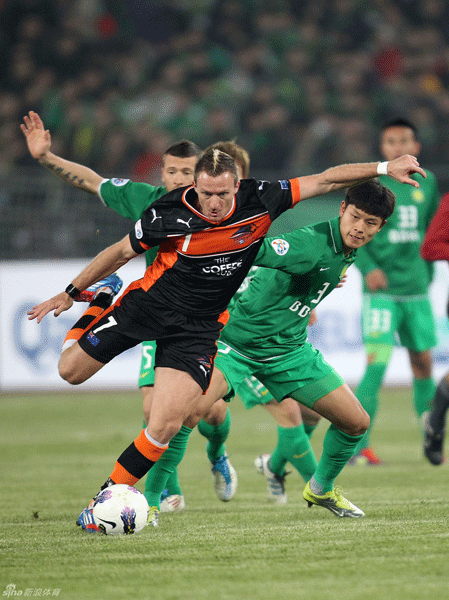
[77,287,224,391]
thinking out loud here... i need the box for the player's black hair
[381,118,418,139]
[194,148,239,183]
[164,139,202,159]
[344,180,395,222]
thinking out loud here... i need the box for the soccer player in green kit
[203,180,396,517]
[21,111,239,512]
[352,119,440,465]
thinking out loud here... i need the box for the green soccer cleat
[147,506,159,527]
[303,482,365,518]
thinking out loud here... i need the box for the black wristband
[65,283,81,298]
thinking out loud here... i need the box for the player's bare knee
[350,409,370,436]
[58,351,87,384]
[148,418,183,444]
[203,401,227,425]
[58,362,83,385]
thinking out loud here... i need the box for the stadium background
[1,0,449,389]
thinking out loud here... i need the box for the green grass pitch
[1,387,449,600]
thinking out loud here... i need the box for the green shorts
[236,376,275,409]
[138,341,156,387]
[216,340,344,409]
[361,293,437,352]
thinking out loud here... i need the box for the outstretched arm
[298,154,426,200]
[20,111,103,194]
[27,235,138,323]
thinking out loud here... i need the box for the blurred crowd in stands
[2,0,449,259]
[3,0,449,180]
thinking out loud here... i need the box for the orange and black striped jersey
[128,177,301,318]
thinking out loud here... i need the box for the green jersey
[355,171,439,296]
[99,178,166,266]
[219,217,356,360]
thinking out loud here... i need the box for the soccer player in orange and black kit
[21,111,244,512]
[27,148,424,531]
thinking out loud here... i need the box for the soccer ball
[91,484,149,535]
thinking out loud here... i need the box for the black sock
[429,377,449,435]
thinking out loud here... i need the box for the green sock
[355,361,388,452]
[413,377,436,418]
[269,424,318,482]
[311,425,364,494]
[197,408,231,463]
[144,425,193,508]
[164,468,182,496]
[143,420,184,494]
[303,423,318,439]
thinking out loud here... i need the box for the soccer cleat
[160,489,186,513]
[254,454,287,504]
[147,506,159,527]
[303,482,365,518]
[76,507,100,532]
[211,454,237,502]
[422,411,445,466]
[76,482,112,532]
[348,447,382,466]
[74,273,123,302]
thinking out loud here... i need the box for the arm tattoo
[45,162,88,191]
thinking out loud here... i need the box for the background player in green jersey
[185,180,396,518]
[21,111,240,512]
[353,119,440,465]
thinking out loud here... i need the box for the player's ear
[338,200,346,217]
[378,219,387,231]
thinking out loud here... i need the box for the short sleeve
[99,179,166,221]
[254,228,319,274]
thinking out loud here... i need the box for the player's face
[161,154,197,192]
[339,202,384,252]
[380,126,421,161]
[194,171,240,223]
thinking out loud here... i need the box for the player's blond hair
[194,148,238,183]
[204,140,250,178]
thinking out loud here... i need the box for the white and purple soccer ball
[91,484,149,535]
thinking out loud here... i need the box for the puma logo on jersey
[177,217,193,228]
[150,208,162,223]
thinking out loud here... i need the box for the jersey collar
[328,217,356,259]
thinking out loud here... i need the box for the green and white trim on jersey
[220,217,356,360]
[215,217,355,406]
